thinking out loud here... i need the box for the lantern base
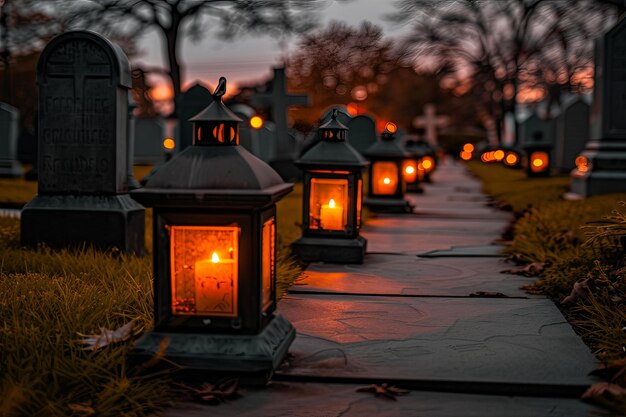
[364,197,413,213]
[406,183,424,193]
[292,235,367,264]
[130,314,295,385]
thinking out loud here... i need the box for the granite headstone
[554,98,590,173]
[21,30,145,253]
[347,114,377,155]
[571,19,626,196]
[0,102,23,177]
[134,117,166,164]
[518,111,550,148]
[177,83,213,151]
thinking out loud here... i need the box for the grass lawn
[467,161,626,413]
[0,180,304,417]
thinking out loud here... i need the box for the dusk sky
[133,0,410,97]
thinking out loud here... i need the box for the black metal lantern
[363,128,412,213]
[524,132,552,177]
[130,77,295,382]
[502,145,523,169]
[404,137,424,193]
[292,109,369,264]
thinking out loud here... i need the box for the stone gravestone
[571,19,626,196]
[257,121,277,163]
[518,111,551,148]
[554,98,590,173]
[0,102,23,177]
[134,117,166,164]
[251,66,309,179]
[177,83,212,151]
[347,114,377,156]
[21,30,145,253]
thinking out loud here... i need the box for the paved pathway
[166,161,600,416]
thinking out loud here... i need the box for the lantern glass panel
[357,178,362,229]
[170,225,239,317]
[530,151,549,173]
[309,178,349,231]
[261,217,275,310]
[372,161,398,195]
[402,160,418,183]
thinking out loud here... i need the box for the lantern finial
[213,76,227,101]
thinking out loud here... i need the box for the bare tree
[0,0,62,102]
[390,0,617,144]
[65,0,325,116]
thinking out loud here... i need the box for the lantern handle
[213,76,227,101]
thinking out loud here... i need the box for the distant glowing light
[346,103,359,116]
[383,177,391,185]
[493,149,505,161]
[463,143,474,153]
[150,84,173,101]
[530,151,549,173]
[460,151,472,161]
[385,122,397,134]
[163,138,175,150]
[421,157,434,171]
[532,158,544,167]
[505,153,518,165]
[405,166,415,174]
[576,155,589,172]
[250,116,263,129]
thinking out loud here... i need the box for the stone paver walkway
[166,161,600,416]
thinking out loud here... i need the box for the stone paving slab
[277,294,597,388]
[291,254,534,298]
[164,382,600,417]
[417,245,506,258]
[362,214,509,254]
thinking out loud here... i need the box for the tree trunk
[165,13,182,117]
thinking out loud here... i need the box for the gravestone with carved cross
[251,67,309,179]
[412,104,450,147]
[571,18,626,196]
[21,31,145,253]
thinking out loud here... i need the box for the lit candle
[320,198,344,230]
[194,251,236,315]
[377,176,396,194]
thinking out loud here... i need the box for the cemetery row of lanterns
[130,78,437,382]
[467,139,552,177]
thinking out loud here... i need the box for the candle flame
[383,177,391,185]
[532,158,543,167]
[211,252,220,263]
[405,166,415,174]
[329,198,336,208]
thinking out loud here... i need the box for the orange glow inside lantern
[250,116,264,129]
[402,160,418,183]
[505,152,519,166]
[163,137,176,150]
[575,155,589,173]
[196,121,239,145]
[309,178,349,231]
[261,218,275,309]
[460,151,472,161]
[385,122,398,134]
[463,143,474,153]
[170,225,239,317]
[493,149,505,161]
[530,151,549,173]
[372,161,398,195]
[421,156,435,173]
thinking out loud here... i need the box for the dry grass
[0,179,304,416]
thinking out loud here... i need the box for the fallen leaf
[178,378,241,405]
[581,382,626,401]
[68,402,96,416]
[356,383,409,401]
[78,321,134,351]
[469,291,508,298]
[561,279,589,305]
[501,262,545,277]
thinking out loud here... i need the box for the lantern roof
[405,138,434,157]
[319,109,348,133]
[296,139,369,169]
[189,77,243,123]
[131,76,292,208]
[363,130,410,159]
